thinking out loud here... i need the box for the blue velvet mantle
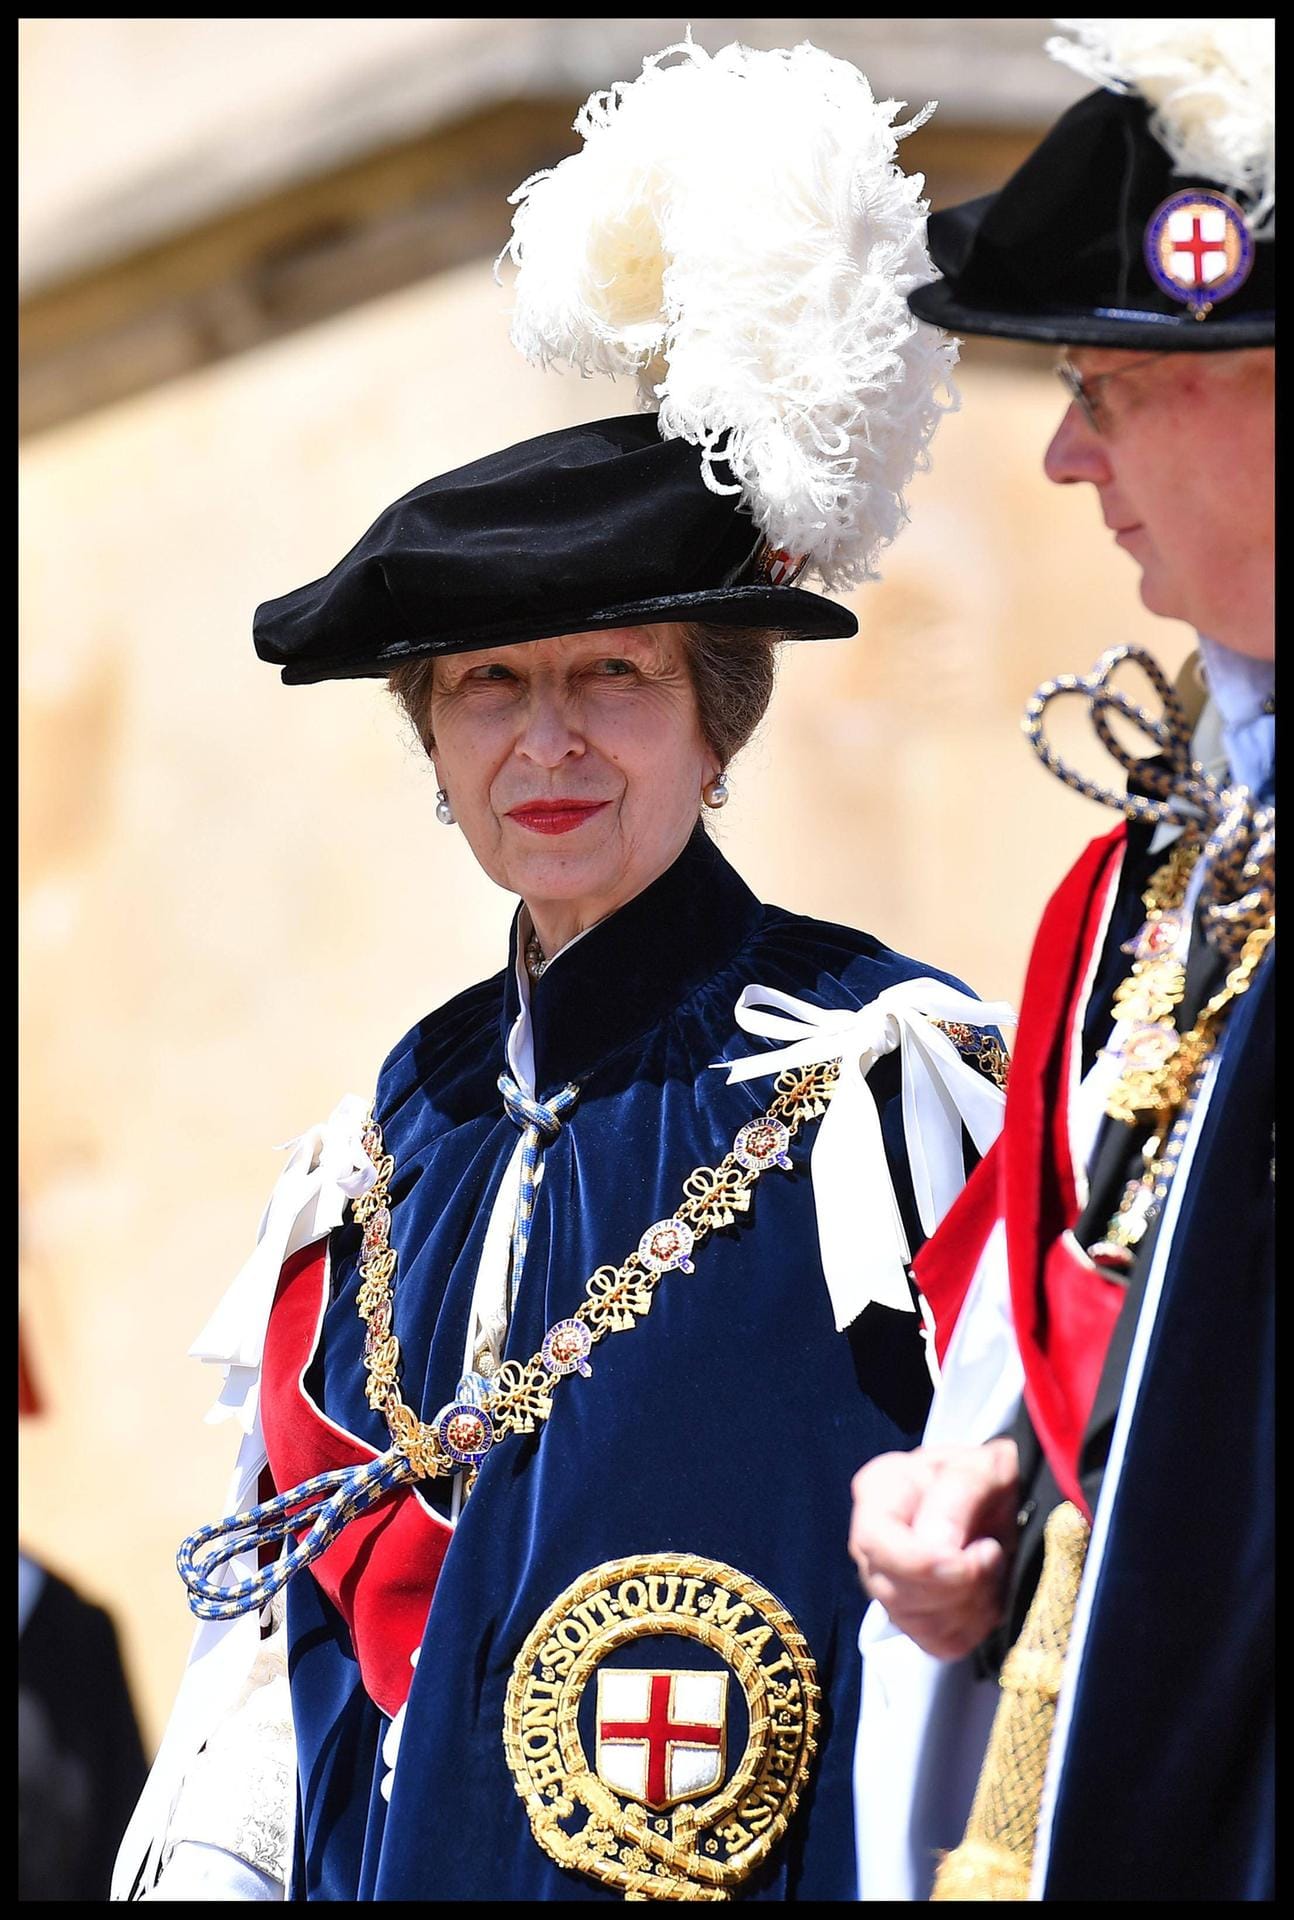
[283,828,956,1900]
[1042,944,1275,1901]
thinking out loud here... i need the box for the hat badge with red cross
[1144,189,1255,320]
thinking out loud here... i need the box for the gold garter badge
[504,1553,819,1901]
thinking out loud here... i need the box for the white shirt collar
[1197,633,1274,733]
[1197,634,1275,798]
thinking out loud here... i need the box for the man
[849,21,1273,1903]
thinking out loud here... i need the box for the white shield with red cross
[595,1669,729,1810]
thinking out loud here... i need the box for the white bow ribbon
[719,980,1014,1330]
[189,1093,377,1432]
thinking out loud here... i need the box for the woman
[117,37,1005,1907]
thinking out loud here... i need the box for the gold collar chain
[348,1061,840,1483]
[1104,831,1202,1125]
[1090,910,1274,1268]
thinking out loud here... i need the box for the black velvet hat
[253,415,857,685]
[908,88,1274,352]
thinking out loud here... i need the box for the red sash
[260,1241,452,1716]
[914,824,1132,1515]
[914,1138,1002,1369]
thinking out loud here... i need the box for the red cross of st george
[601,1674,722,1808]
[1175,216,1223,285]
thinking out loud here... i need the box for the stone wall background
[20,18,1193,1747]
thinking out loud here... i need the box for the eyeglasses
[1055,354,1162,432]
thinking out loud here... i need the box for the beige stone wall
[19,254,1193,1749]
[20,18,1086,291]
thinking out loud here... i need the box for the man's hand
[849,1438,1021,1661]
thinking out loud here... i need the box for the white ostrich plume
[500,37,959,593]
[1047,19,1275,234]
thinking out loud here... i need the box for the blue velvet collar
[500,826,764,1090]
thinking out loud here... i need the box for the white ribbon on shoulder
[719,980,1015,1329]
[188,1093,377,1432]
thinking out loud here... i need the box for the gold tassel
[931,1500,1091,1902]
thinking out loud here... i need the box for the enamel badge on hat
[1144,190,1255,319]
[1049,18,1274,325]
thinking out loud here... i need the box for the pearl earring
[703,772,730,809]
[435,788,456,826]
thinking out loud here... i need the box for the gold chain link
[348,1060,841,1482]
[1103,832,1202,1126]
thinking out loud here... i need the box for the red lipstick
[506,800,610,836]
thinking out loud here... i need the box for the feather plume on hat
[500,36,958,594]
[1047,18,1276,234]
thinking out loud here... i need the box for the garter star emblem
[504,1553,819,1900]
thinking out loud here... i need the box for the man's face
[1043,347,1274,658]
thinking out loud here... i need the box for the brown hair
[388,621,783,768]
[388,654,438,755]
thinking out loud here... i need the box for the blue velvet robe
[284,828,954,1900]
[1042,945,1275,1901]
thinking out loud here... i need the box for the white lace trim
[160,1612,295,1888]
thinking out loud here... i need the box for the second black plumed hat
[908,88,1274,353]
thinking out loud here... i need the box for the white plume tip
[501,37,959,593]
[1047,18,1275,235]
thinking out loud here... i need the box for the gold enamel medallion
[503,1553,820,1901]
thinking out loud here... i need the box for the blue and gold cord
[178,1449,416,1621]
[1025,643,1274,963]
[179,1074,581,1621]
[497,1074,580,1307]
[1023,643,1205,827]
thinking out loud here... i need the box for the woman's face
[428,624,719,944]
